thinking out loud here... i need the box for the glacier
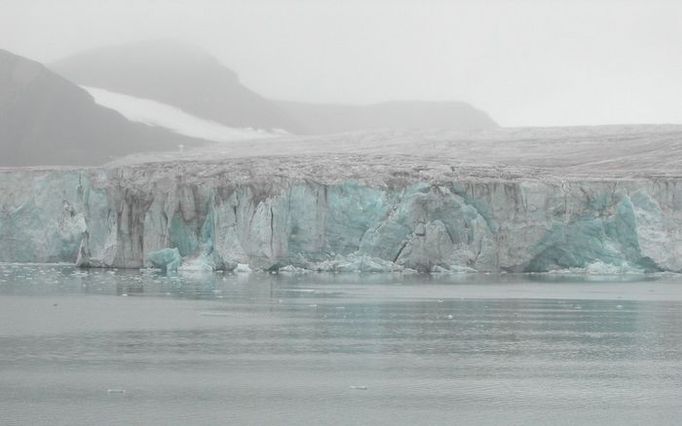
[83,86,282,142]
[2,127,682,273]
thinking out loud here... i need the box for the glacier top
[3,125,682,184]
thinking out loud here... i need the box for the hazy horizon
[2,0,681,127]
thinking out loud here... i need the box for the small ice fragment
[616,305,623,309]
[349,386,368,390]
[121,293,128,297]
[107,389,126,394]
[447,314,453,320]
[199,312,230,317]
[235,263,252,273]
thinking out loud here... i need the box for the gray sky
[1,0,681,127]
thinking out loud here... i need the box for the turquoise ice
[1,164,680,273]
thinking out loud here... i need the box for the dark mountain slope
[52,40,498,134]
[0,49,206,167]
[51,40,301,132]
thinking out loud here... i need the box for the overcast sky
[1,0,681,127]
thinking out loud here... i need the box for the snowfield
[106,124,682,180]
[83,86,280,142]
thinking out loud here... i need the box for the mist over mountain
[51,40,302,133]
[0,40,499,167]
[276,100,497,134]
[0,49,206,167]
[52,40,497,134]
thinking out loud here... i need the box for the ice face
[1,165,681,273]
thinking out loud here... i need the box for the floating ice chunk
[349,386,368,390]
[430,265,477,274]
[235,263,252,273]
[314,254,399,273]
[179,251,237,272]
[278,265,310,274]
[147,248,182,272]
[178,256,214,272]
[549,261,646,275]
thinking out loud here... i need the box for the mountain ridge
[52,40,498,134]
[51,40,302,132]
[0,48,207,166]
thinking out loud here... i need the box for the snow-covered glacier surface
[2,127,682,273]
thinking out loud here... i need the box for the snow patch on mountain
[83,86,282,142]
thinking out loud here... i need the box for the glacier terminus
[2,126,682,274]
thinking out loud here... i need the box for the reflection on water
[1,264,682,425]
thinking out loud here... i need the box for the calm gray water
[1,264,682,425]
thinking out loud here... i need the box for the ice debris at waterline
[147,248,182,272]
[2,128,682,274]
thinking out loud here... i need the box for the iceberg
[147,248,182,272]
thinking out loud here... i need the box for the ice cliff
[2,127,682,274]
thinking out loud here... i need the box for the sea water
[1,264,681,425]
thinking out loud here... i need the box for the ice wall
[1,166,681,273]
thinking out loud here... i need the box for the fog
[1,0,681,126]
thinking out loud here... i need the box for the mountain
[0,49,207,167]
[51,40,301,132]
[52,40,498,134]
[81,86,282,142]
[275,100,497,134]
